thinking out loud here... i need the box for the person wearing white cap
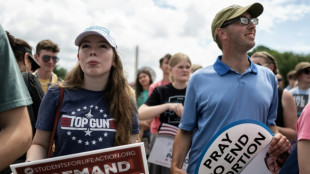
[26,26,139,161]
[171,3,289,174]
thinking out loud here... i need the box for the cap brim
[301,65,310,71]
[75,31,117,49]
[28,54,40,71]
[75,26,118,49]
[75,31,101,46]
[228,3,264,20]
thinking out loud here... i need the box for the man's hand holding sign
[268,126,290,158]
[171,121,290,174]
[192,120,290,174]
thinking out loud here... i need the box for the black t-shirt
[23,72,44,134]
[144,83,186,128]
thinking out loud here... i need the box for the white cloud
[1,0,310,82]
[258,0,310,32]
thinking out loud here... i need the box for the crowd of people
[0,2,310,174]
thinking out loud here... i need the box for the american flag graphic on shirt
[158,123,178,137]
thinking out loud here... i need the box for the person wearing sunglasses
[277,62,310,174]
[289,62,310,117]
[34,39,61,93]
[171,3,289,174]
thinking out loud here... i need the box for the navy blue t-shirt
[36,87,139,157]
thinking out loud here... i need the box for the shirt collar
[213,55,258,76]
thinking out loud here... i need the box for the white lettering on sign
[61,161,130,174]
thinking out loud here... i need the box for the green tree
[249,45,310,86]
[53,65,67,80]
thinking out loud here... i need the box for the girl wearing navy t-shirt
[26,26,139,160]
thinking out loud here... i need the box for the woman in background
[136,69,153,108]
[135,69,153,154]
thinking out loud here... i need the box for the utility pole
[135,45,139,77]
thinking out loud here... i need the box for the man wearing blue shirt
[171,3,290,174]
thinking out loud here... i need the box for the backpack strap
[47,87,64,158]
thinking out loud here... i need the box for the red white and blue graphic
[158,123,178,137]
[59,104,116,147]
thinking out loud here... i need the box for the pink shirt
[297,103,310,141]
[148,80,171,135]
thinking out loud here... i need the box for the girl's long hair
[63,49,135,146]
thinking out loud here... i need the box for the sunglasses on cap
[42,55,59,63]
[221,16,259,28]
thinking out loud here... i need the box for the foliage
[53,65,67,80]
[249,45,310,86]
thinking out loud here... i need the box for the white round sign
[195,119,274,174]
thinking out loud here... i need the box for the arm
[277,89,297,140]
[296,103,310,174]
[129,134,139,144]
[298,140,310,174]
[26,129,51,161]
[268,126,290,157]
[138,119,152,140]
[171,129,193,174]
[138,103,183,120]
[0,106,32,170]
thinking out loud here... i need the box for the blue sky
[1,0,310,82]
[261,15,310,53]
[256,1,310,53]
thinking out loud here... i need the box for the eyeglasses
[42,55,59,63]
[221,17,259,28]
[277,78,283,82]
[302,69,310,75]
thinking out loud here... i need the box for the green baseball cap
[211,3,264,41]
